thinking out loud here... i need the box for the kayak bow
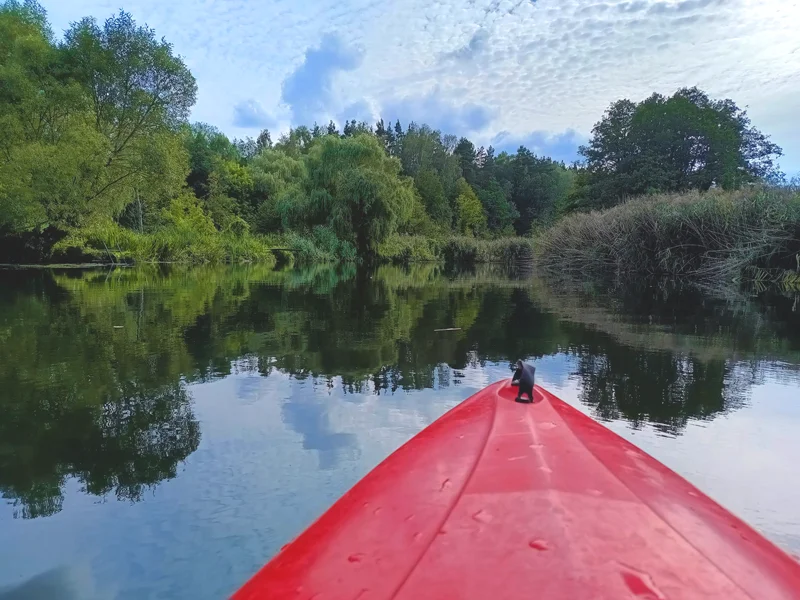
[233,378,800,599]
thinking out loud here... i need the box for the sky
[40,0,800,173]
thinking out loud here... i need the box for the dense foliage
[574,87,784,209]
[0,2,575,263]
[535,187,800,285]
[0,2,786,265]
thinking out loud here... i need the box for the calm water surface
[1,264,799,598]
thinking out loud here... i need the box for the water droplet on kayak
[413,532,423,541]
[688,491,698,497]
[348,553,365,563]
[539,422,556,430]
[528,539,549,551]
[457,434,465,439]
[539,465,553,474]
[440,478,452,491]
[588,489,603,497]
[373,507,382,515]
[619,565,666,599]
[438,529,447,535]
[404,514,415,522]
[529,443,543,450]
[363,502,370,508]
[472,509,493,524]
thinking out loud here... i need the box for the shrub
[535,187,800,283]
[378,235,532,265]
[377,235,439,263]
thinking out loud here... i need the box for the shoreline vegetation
[535,187,800,289]
[1,3,797,285]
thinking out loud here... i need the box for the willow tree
[305,134,416,256]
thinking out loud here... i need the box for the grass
[37,225,534,268]
[51,221,277,266]
[535,187,800,285]
[378,235,533,265]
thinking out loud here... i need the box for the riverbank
[2,223,532,268]
[534,187,800,286]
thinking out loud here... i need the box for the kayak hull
[233,381,800,599]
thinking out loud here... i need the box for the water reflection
[0,264,799,522]
[281,383,358,471]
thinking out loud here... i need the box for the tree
[0,0,50,46]
[414,169,451,228]
[256,128,272,151]
[2,4,192,236]
[579,87,783,207]
[494,148,571,233]
[183,123,240,198]
[63,10,196,171]
[454,178,486,236]
[305,134,415,256]
[374,118,396,155]
[234,137,258,160]
[1,8,194,236]
[390,120,404,156]
[400,123,462,205]
[454,138,478,185]
[275,126,313,157]
[478,179,519,233]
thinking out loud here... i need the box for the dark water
[1,264,799,598]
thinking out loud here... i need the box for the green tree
[454,137,478,186]
[62,11,196,205]
[0,2,106,233]
[478,179,519,233]
[454,178,486,236]
[274,126,313,157]
[580,87,783,207]
[248,149,307,233]
[256,128,272,151]
[414,168,451,228]
[184,123,240,198]
[0,5,195,245]
[494,148,571,233]
[305,134,415,256]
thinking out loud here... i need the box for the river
[1,264,799,598]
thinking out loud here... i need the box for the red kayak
[233,378,800,599]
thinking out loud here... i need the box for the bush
[377,235,439,263]
[535,187,800,283]
[52,219,276,265]
[378,234,532,265]
[441,237,533,265]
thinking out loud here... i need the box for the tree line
[0,1,784,263]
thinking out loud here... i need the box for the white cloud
[41,0,800,171]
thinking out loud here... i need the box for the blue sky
[41,0,800,172]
